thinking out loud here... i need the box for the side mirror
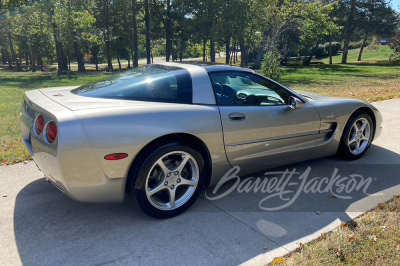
[289,96,303,110]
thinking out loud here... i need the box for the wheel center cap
[167,173,178,184]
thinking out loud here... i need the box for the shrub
[261,49,281,80]
[324,42,341,55]
[348,40,371,50]
[314,44,325,57]
[389,32,400,62]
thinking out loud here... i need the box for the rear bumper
[21,89,126,203]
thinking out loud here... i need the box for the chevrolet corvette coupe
[21,63,382,218]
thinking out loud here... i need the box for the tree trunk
[179,34,184,62]
[235,45,238,61]
[50,8,68,73]
[8,32,22,71]
[102,0,113,71]
[166,0,172,62]
[28,44,36,72]
[342,40,350,64]
[54,39,68,73]
[225,38,231,65]
[329,38,333,65]
[254,33,269,68]
[341,0,356,64]
[145,0,151,64]
[1,48,7,65]
[240,41,247,67]
[203,39,206,62]
[303,42,319,65]
[357,32,368,62]
[210,38,215,63]
[38,57,44,71]
[73,41,86,72]
[132,0,139,68]
[7,55,12,68]
[117,55,122,70]
[127,57,131,69]
[95,55,99,71]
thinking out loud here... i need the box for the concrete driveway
[1,99,399,266]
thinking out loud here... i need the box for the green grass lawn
[314,45,393,64]
[0,71,110,165]
[280,64,400,102]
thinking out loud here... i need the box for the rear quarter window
[72,65,192,104]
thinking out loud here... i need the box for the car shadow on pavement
[13,145,400,265]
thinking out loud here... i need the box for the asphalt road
[1,99,399,266]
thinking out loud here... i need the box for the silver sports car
[21,63,382,218]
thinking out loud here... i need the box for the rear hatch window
[72,65,192,104]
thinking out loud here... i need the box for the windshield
[72,65,192,104]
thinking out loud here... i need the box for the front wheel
[337,111,374,160]
[129,143,205,219]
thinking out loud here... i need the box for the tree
[261,48,281,80]
[389,30,400,62]
[357,0,398,61]
[144,0,151,64]
[287,1,340,65]
[338,0,363,64]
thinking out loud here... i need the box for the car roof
[156,62,254,74]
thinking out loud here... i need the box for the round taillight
[35,115,45,135]
[46,121,58,143]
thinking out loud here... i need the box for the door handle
[228,112,246,121]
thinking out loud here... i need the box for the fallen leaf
[341,222,347,227]
[321,233,326,239]
[272,257,286,265]
[349,236,358,243]
[394,195,400,199]
[330,196,336,199]
[378,203,385,209]
[391,206,397,212]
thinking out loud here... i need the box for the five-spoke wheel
[338,111,374,160]
[128,142,204,219]
[347,118,371,155]
[145,151,199,210]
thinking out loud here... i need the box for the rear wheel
[337,111,374,160]
[129,143,204,219]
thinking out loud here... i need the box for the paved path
[1,99,399,266]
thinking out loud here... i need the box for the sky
[392,0,400,12]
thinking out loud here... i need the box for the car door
[209,71,321,170]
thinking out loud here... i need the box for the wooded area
[0,0,398,73]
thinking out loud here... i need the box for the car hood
[38,86,160,111]
[295,91,341,102]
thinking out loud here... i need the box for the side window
[209,72,291,106]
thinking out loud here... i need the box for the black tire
[337,111,374,160]
[127,142,205,219]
